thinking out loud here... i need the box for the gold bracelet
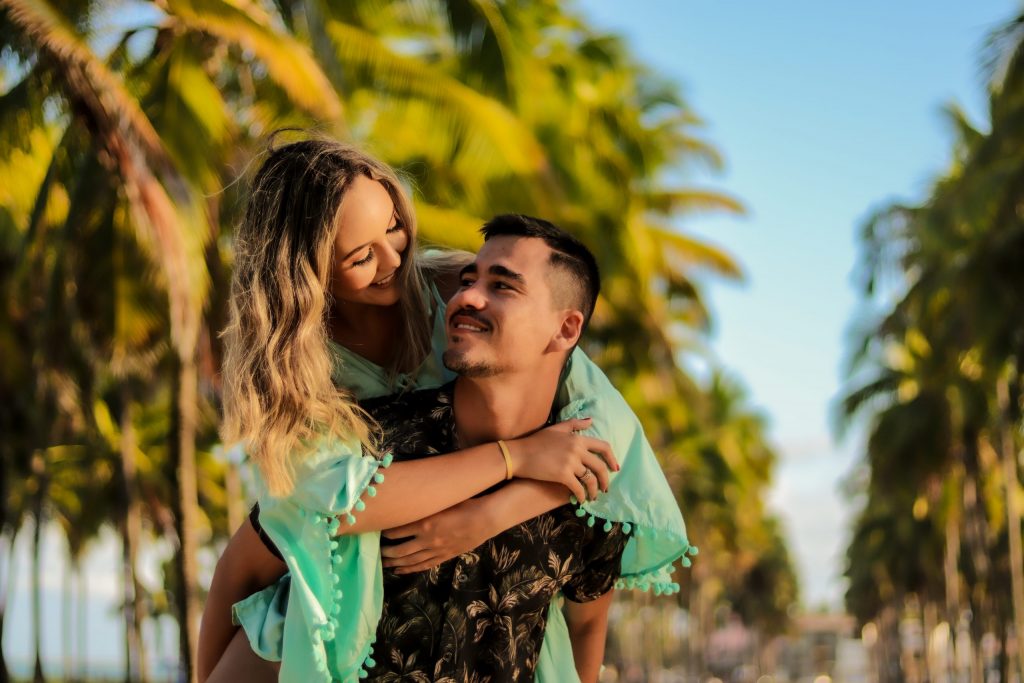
[497,440,513,481]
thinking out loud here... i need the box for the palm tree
[843,10,1024,674]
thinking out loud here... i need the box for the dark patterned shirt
[362,382,627,683]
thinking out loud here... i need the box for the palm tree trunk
[120,392,147,683]
[0,451,10,683]
[943,475,962,683]
[879,600,903,683]
[62,550,72,683]
[996,374,1024,683]
[77,563,87,683]
[998,614,1010,683]
[31,451,47,683]
[171,353,201,683]
[968,601,984,683]
[0,526,18,683]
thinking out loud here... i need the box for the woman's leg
[205,629,280,683]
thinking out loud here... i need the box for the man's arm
[381,479,580,572]
[564,591,615,683]
[197,518,287,683]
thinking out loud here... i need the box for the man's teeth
[455,323,485,331]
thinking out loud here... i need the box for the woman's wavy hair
[221,136,434,496]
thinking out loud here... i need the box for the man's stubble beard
[443,349,504,378]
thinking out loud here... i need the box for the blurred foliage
[840,8,1024,682]
[0,0,797,680]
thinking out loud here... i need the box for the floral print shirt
[361,382,628,682]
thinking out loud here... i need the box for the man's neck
[452,370,561,446]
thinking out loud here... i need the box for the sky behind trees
[579,0,1018,606]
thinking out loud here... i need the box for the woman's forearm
[346,417,610,534]
[344,442,507,533]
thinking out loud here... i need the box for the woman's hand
[507,417,618,503]
[380,498,490,574]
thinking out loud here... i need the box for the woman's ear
[550,310,585,352]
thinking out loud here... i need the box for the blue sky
[577,0,1016,606]
[5,0,1020,671]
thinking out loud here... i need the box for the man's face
[443,236,568,378]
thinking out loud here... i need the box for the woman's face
[330,175,410,308]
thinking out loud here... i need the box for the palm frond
[443,0,517,103]
[647,223,744,279]
[3,0,206,355]
[413,200,485,252]
[643,188,746,218]
[163,0,342,121]
[326,19,548,177]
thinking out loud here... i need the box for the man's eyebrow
[457,262,525,284]
[489,264,525,284]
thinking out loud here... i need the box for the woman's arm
[344,418,615,534]
[198,519,287,683]
[380,479,578,573]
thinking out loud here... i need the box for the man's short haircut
[480,214,601,330]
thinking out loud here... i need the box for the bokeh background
[2,1,1023,682]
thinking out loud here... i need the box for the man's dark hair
[480,214,601,330]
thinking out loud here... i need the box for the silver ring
[578,468,594,481]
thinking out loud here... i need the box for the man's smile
[448,310,491,334]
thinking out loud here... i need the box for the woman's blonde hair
[221,137,434,496]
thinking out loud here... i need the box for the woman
[200,137,693,683]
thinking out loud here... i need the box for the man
[360,215,627,680]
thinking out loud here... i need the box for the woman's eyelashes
[350,222,404,267]
[352,249,374,267]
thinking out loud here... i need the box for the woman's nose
[379,240,402,271]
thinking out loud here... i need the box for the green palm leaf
[647,223,744,279]
[162,0,342,121]
[413,200,484,252]
[325,19,548,177]
[3,0,206,355]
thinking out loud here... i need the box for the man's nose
[450,281,486,310]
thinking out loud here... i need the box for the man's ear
[549,310,585,352]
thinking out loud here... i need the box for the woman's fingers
[582,466,600,501]
[380,538,423,558]
[581,452,611,492]
[582,435,618,472]
[382,523,417,540]
[565,472,588,503]
[549,416,593,433]
[382,548,435,568]
[394,558,441,575]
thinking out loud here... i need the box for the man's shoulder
[359,382,456,456]
[360,382,454,422]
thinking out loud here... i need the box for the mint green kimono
[233,285,696,682]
